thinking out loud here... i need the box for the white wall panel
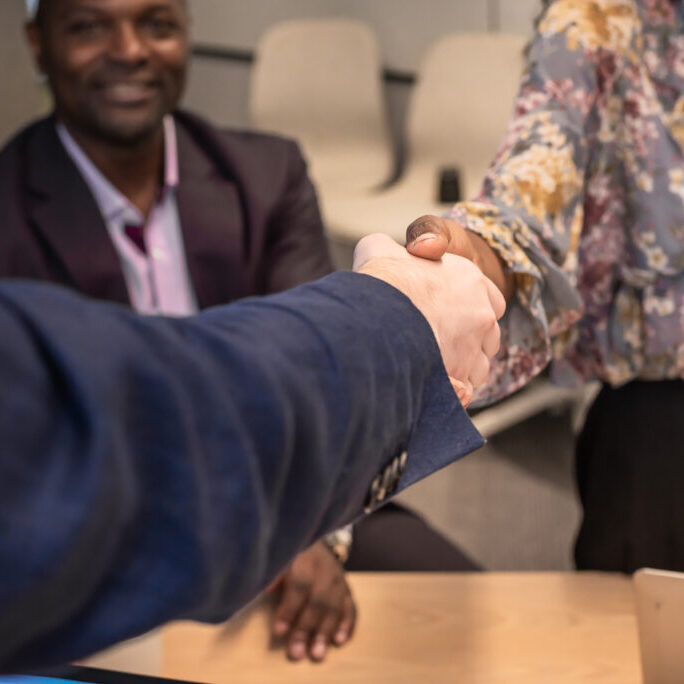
[497,0,539,37]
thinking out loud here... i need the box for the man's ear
[25,22,47,76]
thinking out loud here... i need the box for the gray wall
[188,0,539,70]
[0,0,45,145]
[184,0,540,132]
[189,0,489,71]
[0,1,541,138]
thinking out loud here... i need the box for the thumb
[405,215,449,261]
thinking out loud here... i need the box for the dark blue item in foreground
[0,273,482,670]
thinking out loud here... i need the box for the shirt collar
[56,115,179,223]
[162,115,179,189]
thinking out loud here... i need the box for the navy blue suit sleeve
[0,271,481,670]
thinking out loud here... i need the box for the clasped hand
[354,230,506,406]
[265,223,505,666]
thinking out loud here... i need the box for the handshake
[353,216,507,407]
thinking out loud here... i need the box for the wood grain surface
[162,572,641,683]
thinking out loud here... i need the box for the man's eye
[144,18,178,36]
[67,19,105,36]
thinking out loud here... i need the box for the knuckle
[310,596,334,613]
[299,611,322,631]
[287,578,310,596]
[353,234,381,261]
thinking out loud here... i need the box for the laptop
[634,568,684,684]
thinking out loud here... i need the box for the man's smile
[93,79,161,105]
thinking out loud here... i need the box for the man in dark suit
[0,234,505,671]
[0,0,348,664]
[0,0,476,663]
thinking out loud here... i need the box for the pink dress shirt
[57,117,198,316]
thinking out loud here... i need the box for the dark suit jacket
[0,111,332,306]
[0,273,482,670]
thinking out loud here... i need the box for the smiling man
[0,0,479,665]
[1,0,346,663]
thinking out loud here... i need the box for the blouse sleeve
[451,0,639,402]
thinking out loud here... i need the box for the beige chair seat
[321,160,491,246]
[322,32,526,244]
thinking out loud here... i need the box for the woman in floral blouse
[408,0,684,573]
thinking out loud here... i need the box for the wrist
[467,232,515,302]
[323,528,353,565]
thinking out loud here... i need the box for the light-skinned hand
[353,233,505,406]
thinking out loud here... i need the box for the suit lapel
[175,120,251,309]
[25,120,130,305]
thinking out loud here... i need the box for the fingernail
[311,638,327,661]
[334,630,348,645]
[274,620,289,636]
[411,232,438,246]
[289,641,306,661]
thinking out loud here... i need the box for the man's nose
[108,22,150,63]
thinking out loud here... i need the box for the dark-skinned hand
[268,540,356,662]
[405,215,515,302]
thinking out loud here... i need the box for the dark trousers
[574,379,684,573]
[346,502,480,572]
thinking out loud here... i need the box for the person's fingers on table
[286,590,330,661]
[272,572,309,640]
[277,541,353,661]
[309,581,353,662]
[333,593,357,646]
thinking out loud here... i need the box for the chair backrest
[406,32,526,199]
[249,19,394,191]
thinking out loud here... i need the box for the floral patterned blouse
[449,0,684,403]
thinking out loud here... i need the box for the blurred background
[0,0,585,572]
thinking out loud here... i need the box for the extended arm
[0,254,498,669]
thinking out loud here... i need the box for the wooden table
[161,572,642,684]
